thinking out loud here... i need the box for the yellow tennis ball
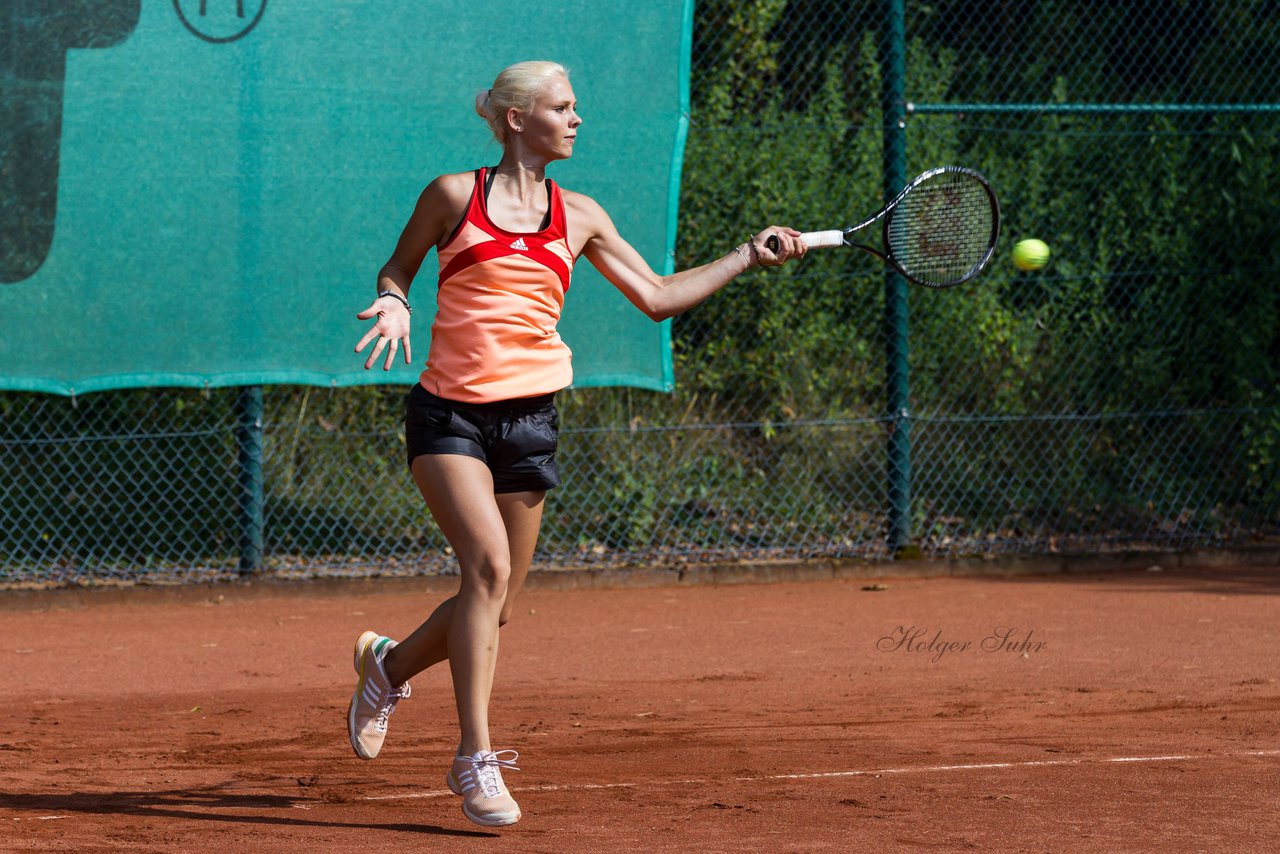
[1012,239,1050,271]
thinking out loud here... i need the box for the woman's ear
[506,107,523,134]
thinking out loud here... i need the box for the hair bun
[474,89,491,118]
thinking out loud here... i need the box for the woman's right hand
[355,295,412,371]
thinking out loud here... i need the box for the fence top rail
[907,102,1280,114]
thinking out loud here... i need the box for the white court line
[364,790,453,802]
[363,779,704,802]
[362,749,1279,802]
[756,759,1083,780]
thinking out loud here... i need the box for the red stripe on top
[439,239,571,293]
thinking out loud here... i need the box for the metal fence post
[236,385,265,574]
[882,0,913,556]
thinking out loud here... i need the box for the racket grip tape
[764,231,844,252]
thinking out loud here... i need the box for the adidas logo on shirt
[509,237,529,251]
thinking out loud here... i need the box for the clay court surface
[2,562,1277,852]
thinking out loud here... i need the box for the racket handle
[764,231,844,252]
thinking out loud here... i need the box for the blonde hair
[474,61,570,144]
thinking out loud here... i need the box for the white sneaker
[347,631,410,760]
[449,749,522,826]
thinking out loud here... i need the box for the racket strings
[888,172,996,287]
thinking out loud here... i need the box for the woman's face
[512,75,581,160]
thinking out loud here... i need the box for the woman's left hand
[355,296,412,371]
[750,226,807,267]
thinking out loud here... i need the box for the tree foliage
[674,0,1279,528]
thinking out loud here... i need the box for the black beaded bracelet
[376,290,412,314]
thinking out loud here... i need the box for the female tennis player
[349,60,805,828]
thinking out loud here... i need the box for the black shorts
[404,383,561,493]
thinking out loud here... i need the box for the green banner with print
[0,0,690,394]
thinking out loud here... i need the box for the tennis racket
[765,166,1000,289]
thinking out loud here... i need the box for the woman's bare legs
[381,453,545,754]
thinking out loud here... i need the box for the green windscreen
[0,0,690,395]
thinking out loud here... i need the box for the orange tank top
[420,168,575,403]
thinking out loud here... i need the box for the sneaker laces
[473,750,520,798]
[373,682,411,732]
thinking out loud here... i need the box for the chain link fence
[3,1,1278,585]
